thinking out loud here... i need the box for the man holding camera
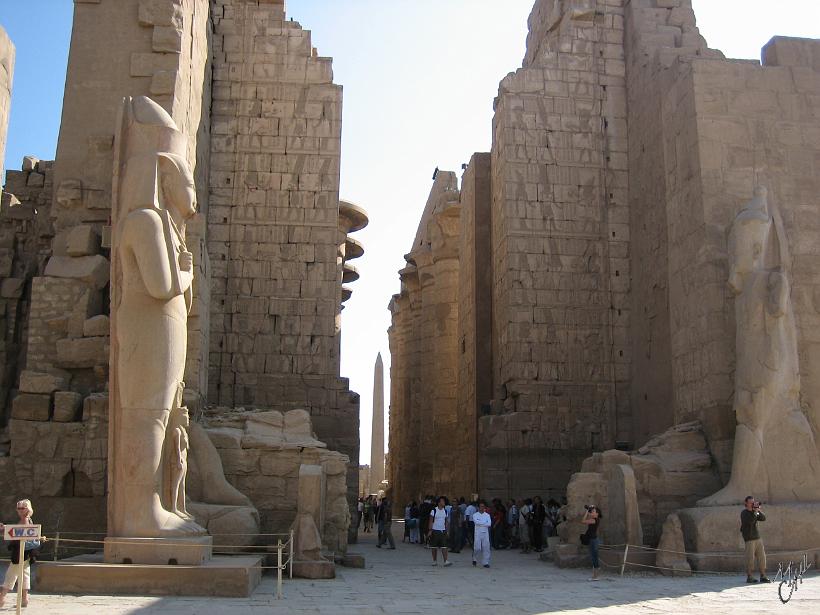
[741,496,770,584]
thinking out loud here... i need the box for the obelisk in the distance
[370,353,385,492]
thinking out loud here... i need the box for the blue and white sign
[3,524,41,541]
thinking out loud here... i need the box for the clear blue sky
[2,1,819,464]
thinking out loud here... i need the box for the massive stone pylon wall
[388,0,820,504]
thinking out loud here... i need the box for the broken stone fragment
[53,391,83,422]
[44,254,110,289]
[11,393,52,421]
[55,178,83,209]
[26,172,45,187]
[19,370,69,394]
[21,155,39,172]
[65,225,100,257]
[153,25,183,53]
[83,393,108,423]
[0,277,24,298]
[82,314,110,337]
[55,336,109,369]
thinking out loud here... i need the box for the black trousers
[532,523,544,550]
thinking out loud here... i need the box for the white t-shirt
[430,507,448,531]
[518,504,530,528]
[472,511,491,535]
[464,504,476,520]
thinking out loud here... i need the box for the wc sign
[3,524,41,541]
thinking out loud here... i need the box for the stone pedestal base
[36,554,262,597]
[292,559,335,578]
[104,536,213,565]
[678,503,820,571]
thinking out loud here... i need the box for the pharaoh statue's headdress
[114,96,189,218]
[729,186,790,275]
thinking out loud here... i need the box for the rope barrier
[53,536,294,551]
[37,531,293,537]
[598,542,820,558]
[592,542,820,577]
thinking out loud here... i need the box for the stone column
[428,202,461,495]
[370,353,385,490]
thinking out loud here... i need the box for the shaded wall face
[481,1,630,500]
[456,152,492,499]
[387,281,422,509]
[623,0,712,448]
[207,0,359,518]
[207,0,342,408]
[681,44,820,476]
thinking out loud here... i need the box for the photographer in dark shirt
[740,496,770,584]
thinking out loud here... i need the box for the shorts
[430,530,448,549]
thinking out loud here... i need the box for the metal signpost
[4,524,41,615]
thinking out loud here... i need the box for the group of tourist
[401,495,565,554]
[358,493,571,571]
[356,492,773,584]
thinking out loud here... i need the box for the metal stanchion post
[277,538,283,600]
[53,532,60,561]
[620,544,629,577]
[16,540,24,615]
[289,529,294,579]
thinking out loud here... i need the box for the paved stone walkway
[6,529,819,614]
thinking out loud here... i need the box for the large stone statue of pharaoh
[109,96,205,538]
[699,187,820,505]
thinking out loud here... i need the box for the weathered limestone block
[82,315,109,337]
[655,513,692,576]
[153,26,183,53]
[187,501,259,548]
[34,459,73,496]
[19,370,69,394]
[11,393,51,421]
[55,179,83,209]
[74,458,107,496]
[290,464,334,579]
[241,409,326,449]
[26,172,44,187]
[605,464,643,546]
[65,225,100,257]
[559,472,607,545]
[138,0,183,28]
[54,391,83,422]
[55,336,109,368]
[82,393,108,423]
[0,278,24,298]
[21,155,38,172]
[150,70,177,95]
[206,427,243,449]
[762,36,820,69]
[202,407,350,552]
[44,255,110,289]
